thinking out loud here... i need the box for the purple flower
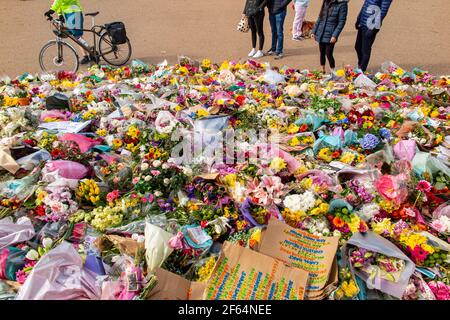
[360,134,380,150]
[379,128,392,140]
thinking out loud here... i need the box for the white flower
[141,163,149,171]
[357,203,380,221]
[283,191,316,213]
[26,249,39,261]
[42,237,53,249]
[152,160,161,167]
[144,175,151,182]
[333,230,342,238]
[162,163,170,170]
[154,191,163,197]
[182,167,193,176]
[163,178,170,185]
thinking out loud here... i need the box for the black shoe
[274,53,284,60]
[80,56,91,65]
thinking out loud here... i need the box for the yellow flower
[112,138,123,149]
[335,69,345,77]
[219,60,230,71]
[270,157,287,173]
[301,178,313,190]
[178,66,189,75]
[421,243,435,254]
[319,203,329,213]
[435,134,443,145]
[201,59,211,69]
[289,136,300,147]
[96,129,106,137]
[197,257,216,282]
[356,154,365,163]
[348,215,362,233]
[318,148,333,162]
[371,218,394,235]
[223,174,237,188]
[430,110,439,118]
[341,280,359,297]
[340,152,355,164]
[196,108,209,118]
[287,123,300,134]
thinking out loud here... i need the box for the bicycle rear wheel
[99,33,132,66]
[39,40,79,74]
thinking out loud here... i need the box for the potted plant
[16,90,30,106]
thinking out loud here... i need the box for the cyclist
[44,0,91,64]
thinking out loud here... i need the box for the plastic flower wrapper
[0,216,35,250]
[341,231,415,299]
[16,242,101,300]
[144,222,173,273]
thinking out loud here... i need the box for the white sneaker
[253,50,264,58]
[248,49,257,57]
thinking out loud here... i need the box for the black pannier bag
[105,22,127,45]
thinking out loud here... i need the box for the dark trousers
[355,27,379,72]
[248,12,265,51]
[319,42,336,69]
[269,9,287,54]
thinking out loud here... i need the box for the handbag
[237,16,250,33]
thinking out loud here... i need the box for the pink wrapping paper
[59,133,102,153]
[393,140,417,161]
[16,242,102,300]
[45,160,88,180]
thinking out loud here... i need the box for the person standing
[355,0,393,72]
[267,0,292,59]
[292,0,310,41]
[243,0,268,58]
[312,0,348,73]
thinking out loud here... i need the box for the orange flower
[332,151,341,158]
[333,216,345,228]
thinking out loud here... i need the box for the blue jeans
[269,9,287,54]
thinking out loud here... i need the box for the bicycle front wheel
[39,40,79,74]
[99,33,132,66]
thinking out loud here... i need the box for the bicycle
[39,12,132,73]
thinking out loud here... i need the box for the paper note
[259,218,339,293]
[204,241,308,300]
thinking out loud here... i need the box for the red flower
[35,205,45,217]
[236,96,246,106]
[299,124,309,132]
[200,221,208,228]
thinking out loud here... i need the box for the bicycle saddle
[85,11,100,17]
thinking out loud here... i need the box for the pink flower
[431,219,447,233]
[375,175,401,203]
[106,190,120,203]
[428,281,450,300]
[416,180,432,193]
[151,170,161,176]
[408,245,429,264]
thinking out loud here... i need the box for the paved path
[1,0,449,76]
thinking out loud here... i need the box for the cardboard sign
[204,241,308,300]
[259,218,339,297]
[148,268,206,300]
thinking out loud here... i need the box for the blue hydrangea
[360,133,380,150]
[379,128,392,140]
